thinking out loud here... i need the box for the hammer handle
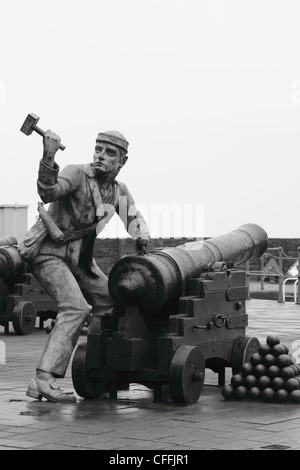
[34,125,66,151]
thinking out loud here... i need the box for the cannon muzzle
[108,223,268,315]
[0,238,24,281]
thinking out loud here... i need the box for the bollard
[297,247,300,305]
[277,247,284,303]
[260,255,265,290]
[245,260,251,299]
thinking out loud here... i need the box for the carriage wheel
[71,342,108,398]
[231,335,260,375]
[168,345,205,405]
[12,301,37,335]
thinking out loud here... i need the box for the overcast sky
[1,0,300,240]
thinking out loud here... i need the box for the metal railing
[244,246,300,304]
[283,278,299,303]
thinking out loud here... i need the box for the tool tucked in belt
[38,202,97,246]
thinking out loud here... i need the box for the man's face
[93,140,126,176]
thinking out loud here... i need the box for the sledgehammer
[20,113,66,151]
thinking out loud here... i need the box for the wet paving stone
[0,300,300,450]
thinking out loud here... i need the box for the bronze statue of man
[19,129,150,403]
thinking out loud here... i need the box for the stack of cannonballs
[222,334,300,403]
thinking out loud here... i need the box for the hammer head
[20,113,40,135]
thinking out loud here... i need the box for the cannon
[72,223,268,405]
[0,238,57,334]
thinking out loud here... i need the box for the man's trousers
[30,255,114,378]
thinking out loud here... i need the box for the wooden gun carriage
[72,223,268,405]
[0,237,57,334]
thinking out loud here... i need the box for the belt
[38,202,97,246]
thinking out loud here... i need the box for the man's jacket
[18,161,150,276]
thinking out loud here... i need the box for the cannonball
[250,352,263,366]
[258,344,271,357]
[244,375,257,389]
[276,354,292,368]
[279,366,295,380]
[289,390,300,403]
[233,386,248,399]
[262,387,275,402]
[240,362,254,377]
[275,389,289,403]
[253,364,267,378]
[221,384,234,399]
[266,334,281,347]
[282,344,289,354]
[270,376,285,391]
[266,365,280,379]
[248,386,261,400]
[230,374,244,389]
[271,344,286,357]
[262,354,276,367]
[285,378,300,393]
[257,375,271,390]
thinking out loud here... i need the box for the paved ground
[1,298,300,452]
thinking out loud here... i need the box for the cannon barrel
[108,223,268,315]
[0,235,18,247]
[0,238,24,281]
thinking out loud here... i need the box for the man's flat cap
[97,130,129,152]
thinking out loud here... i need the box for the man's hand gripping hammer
[20,113,66,151]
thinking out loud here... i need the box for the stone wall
[94,237,300,277]
[94,237,197,275]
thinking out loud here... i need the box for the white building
[0,204,28,244]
